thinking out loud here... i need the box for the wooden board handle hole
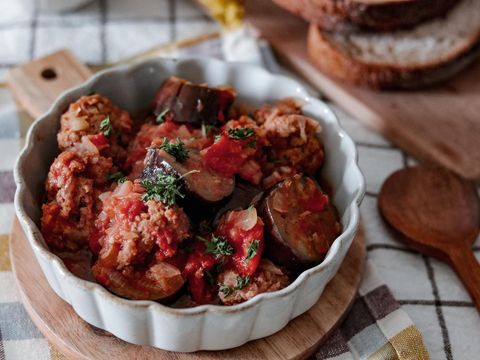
[41,68,57,80]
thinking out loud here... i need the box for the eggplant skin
[260,201,307,270]
[260,175,341,270]
[213,181,264,226]
[153,76,236,126]
[142,148,235,205]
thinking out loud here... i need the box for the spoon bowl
[379,166,480,310]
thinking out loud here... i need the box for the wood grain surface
[10,218,365,360]
[6,49,92,118]
[246,0,480,180]
[378,166,480,311]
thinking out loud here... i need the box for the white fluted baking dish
[14,57,365,352]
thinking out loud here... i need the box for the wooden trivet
[10,218,365,359]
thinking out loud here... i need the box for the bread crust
[307,24,480,90]
[273,0,458,32]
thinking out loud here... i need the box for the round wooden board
[10,218,365,360]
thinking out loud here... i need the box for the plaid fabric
[1,1,479,359]
[316,262,429,360]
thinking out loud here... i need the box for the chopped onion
[80,136,98,154]
[236,207,258,231]
[98,191,111,202]
[115,180,133,197]
[298,118,307,142]
[70,117,89,131]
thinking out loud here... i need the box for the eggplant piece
[260,174,341,270]
[142,148,235,204]
[153,76,236,126]
[213,181,264,226]
[92,261,185,301]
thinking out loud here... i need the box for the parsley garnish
[214,134,222,143]
[205,235,234,256]
[218,276,251,297]
[219,284,234,297]
[245,240,260,261]
[227,127,255,141]
[156,108,170,124]
[157,137,189,162]
[99,116,113,137]
[140,170,198,206]
[236,275,250,289]
[107,171,127,183]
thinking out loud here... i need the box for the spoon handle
[448,246,480,311]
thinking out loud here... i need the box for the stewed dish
[40,76,341,307]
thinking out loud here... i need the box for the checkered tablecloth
[1,1,479,359]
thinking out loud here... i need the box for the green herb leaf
[140,170,198,206]
[235,275,250,290]
[227,127,255,141]
[107,171,127,183]
[205,235,234,256]
[214,134,222,143]
[158,137,189,162]
[219,284,234,297]
[245,240,260,261]
[218,275,251,297]
[99,116,113,137]
[156,108,170,124]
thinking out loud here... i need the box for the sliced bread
[307,0,480,89]
[273,0,458,32]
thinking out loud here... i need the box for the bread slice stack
[273,0,480,89]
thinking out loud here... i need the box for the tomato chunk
[216,208,264,276]
[202,135,244,178]
[183,242,217,305]
[303,187,329,213]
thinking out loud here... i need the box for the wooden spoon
[378,166,480,310]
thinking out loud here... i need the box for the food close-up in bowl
[15,57,364,351]
[41,74,342,307]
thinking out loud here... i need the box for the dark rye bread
[307,0,480,89]
[272,0,458,32]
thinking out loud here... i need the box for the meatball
[92,180,190,267]
[254,97,302,125]
[262,113,324,179]
[90,180,190,301]
[218,259,289,305]
[58,94,133,165]
[41,138,113,251]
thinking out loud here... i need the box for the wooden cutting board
[246,0,480,181]
[10,218,365,359]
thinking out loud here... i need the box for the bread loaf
[307,0,480,89]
